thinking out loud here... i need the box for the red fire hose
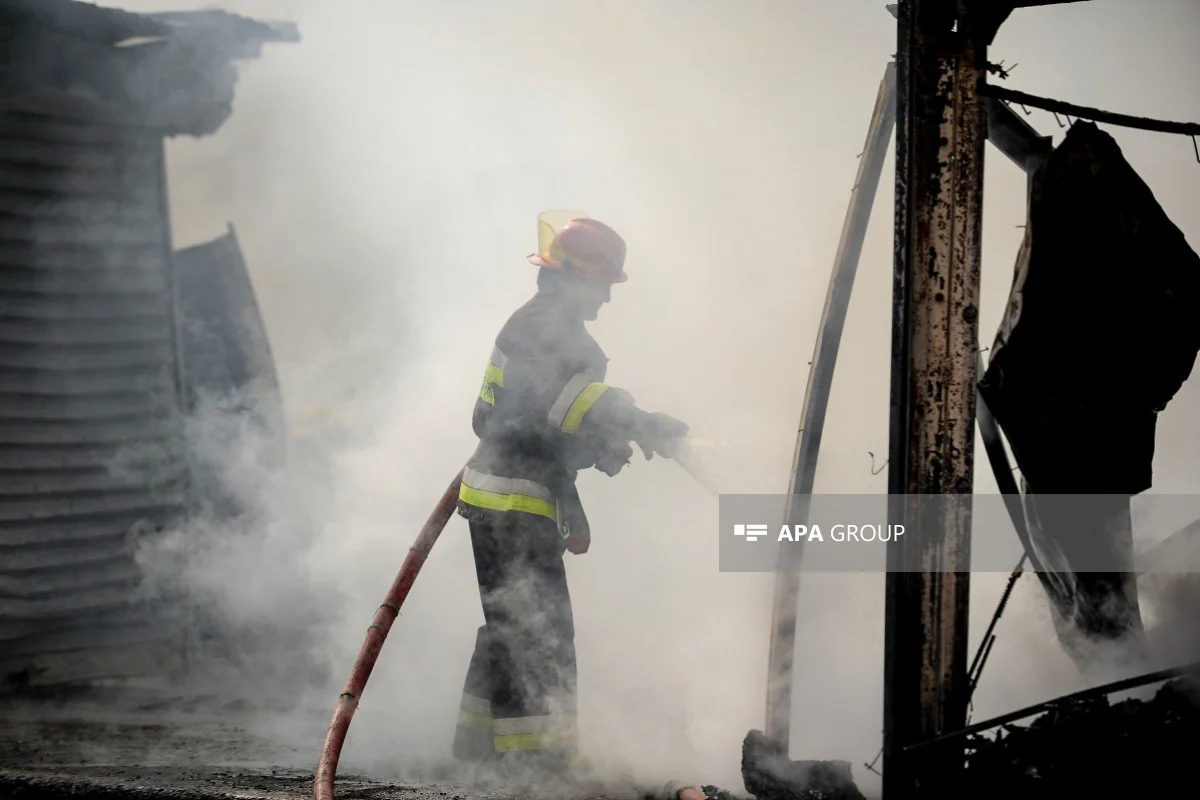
[312,466,704,800]
[313,469,464,800]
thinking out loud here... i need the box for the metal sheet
[0,110,190,691]
[174,225,285,451]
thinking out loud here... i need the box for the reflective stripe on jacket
[461,287,647,530]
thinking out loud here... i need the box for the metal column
[763,62,898,750]
[883,0,989,795]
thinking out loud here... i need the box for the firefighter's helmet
[527,210,628,284]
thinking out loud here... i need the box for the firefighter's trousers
[452,509,578,766]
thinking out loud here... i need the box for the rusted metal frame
[982,83,1200,138]
[883,0,990,796]
[984,96,1054,173]
[762,61,899,748]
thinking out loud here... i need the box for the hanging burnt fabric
[979,121,1200,664]
[980,120,1200,497]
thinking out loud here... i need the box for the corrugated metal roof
[0,0,296,691]
[0,109,190,688]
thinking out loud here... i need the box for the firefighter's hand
[594,441,634,476]
[635,412,690,460]
[566,531,591,555]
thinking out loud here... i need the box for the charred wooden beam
[884,0,991,795]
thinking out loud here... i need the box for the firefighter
[452,211,689,781]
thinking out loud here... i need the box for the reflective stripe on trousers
[492,714,579,753]
[456,692,493,731]
[547,371,609,433]
[458,466,557,521]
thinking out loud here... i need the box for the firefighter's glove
[566,531,591,555]
[635,412,690,461]
[595,441,634,477]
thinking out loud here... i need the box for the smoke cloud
[104,0,1200,795]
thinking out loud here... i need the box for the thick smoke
[108,0,1200,795]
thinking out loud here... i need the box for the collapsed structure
[0,0,294,690]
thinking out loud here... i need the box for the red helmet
[527,211,628,284]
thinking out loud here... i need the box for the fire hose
[312,464,706,800]
[313,469,464,800]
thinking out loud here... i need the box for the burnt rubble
[961,676,1200,798]
[741,730,867,800]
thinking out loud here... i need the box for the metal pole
[883,0,989,795]
[762,62,898,750]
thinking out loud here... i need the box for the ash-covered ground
[4,674,1199,800]
[0,684,668,800]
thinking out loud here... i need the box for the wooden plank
[0,540,132,573]
[0,560,141,598]
[0,318,170,346]
[0,418,178,445]
[0,465,187,497]
[0,294,169,320]
[0,369,174,396]
[2,637,183,688]
[0,267,167,296]
[0,485,186,523]
[0,513,169,548]
[0,244,165,271]
[0,341,176,371]
[0,164,156,197]
[0,113,160,148]
[0,140,158,174]
[0,195,160,225]
[0,585,135,619]
[0,219,166,248]
[0,391,167,421]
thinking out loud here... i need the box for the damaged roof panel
[0,0,298,136]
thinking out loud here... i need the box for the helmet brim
[528,253,561,268]
[529,255,627,284]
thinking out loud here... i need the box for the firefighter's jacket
[458,288,648,542]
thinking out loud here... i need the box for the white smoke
[100,0,1200,796]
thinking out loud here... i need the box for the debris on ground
[698,784,738,800]
[740,730,866,800]
[962,676,1200,798]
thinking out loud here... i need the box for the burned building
[0,0,295,690]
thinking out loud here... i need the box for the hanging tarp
[980,120,1200,496]
[979,121,1200,664]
